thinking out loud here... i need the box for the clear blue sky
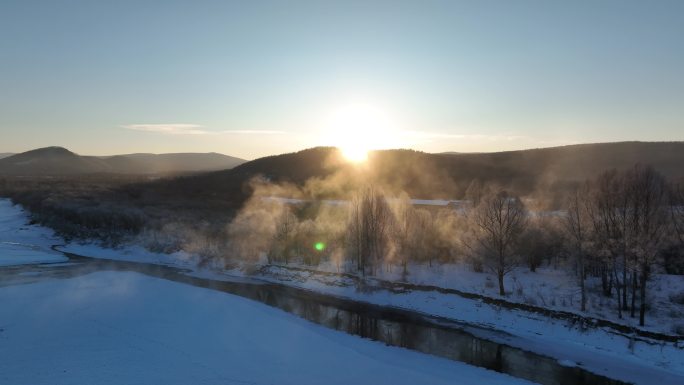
[1,0,683,159]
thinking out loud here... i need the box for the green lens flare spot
[314,242,326,251]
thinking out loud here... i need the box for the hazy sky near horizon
[1,0,683,159]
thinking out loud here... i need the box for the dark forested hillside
[99,152,246,174]
[0,147,108,175]
[132,141,684,208]
[0,147,246,176]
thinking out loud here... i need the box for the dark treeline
[0,175,237,250]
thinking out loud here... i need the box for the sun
[324,103,399,162]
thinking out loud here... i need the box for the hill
[0,147,109,175]
[134,141,684,210]
[99,152,246,174]
[0,147,246,176]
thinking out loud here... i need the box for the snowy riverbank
[0,270,535,385]
[58,240,684,385]
[0,200,66,266]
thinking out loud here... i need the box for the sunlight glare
[324,103,400,162]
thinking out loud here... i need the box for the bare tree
[665,179,684,275]
[270,207,298,264]
[584,169,629,318]
[563,184,590,311]
[518,214,563,273]
[413,208,436,266]
[393,194,416,276]
[347,186,394,275]
[583,165,669,324]
[471,189,528,296]
[670,178,684,247]
[623,164,668,326]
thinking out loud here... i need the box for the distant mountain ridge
[0,147,246,175]
[138,141,684,210]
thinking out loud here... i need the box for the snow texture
[0,200,66,266]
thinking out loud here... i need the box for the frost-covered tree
[518,215,563,273]
[670,179,684,248]
[584,169,630,318]
[470,190,528,296]
[665,180,684,275]
[269,207,298,264]
[347,187,394,275]
[393,194,416,275]
[563,185,591,311]
[581,165,670,324]
[623,164,669,325]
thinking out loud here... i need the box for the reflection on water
[2,256,626,385]
[232,286,624,385]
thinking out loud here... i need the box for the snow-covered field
[0,271,533,385]
[0,200,66,266]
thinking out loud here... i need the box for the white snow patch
[0,199,66,266]
[558,359,577,367]
[62,242,198,267]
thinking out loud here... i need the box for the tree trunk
[580,254,586,311]
[639,263,647,326]
[622,255,628,309]
[608,272,613,296]
[498,271,505,296]
[601,265,611,296]
[630,270,637,318]
[614,267,622,319]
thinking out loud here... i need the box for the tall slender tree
[471,190,528,296]
[563,184,591,311]
[623,164,668,326]
[347,186,394,275]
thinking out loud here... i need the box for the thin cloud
[402,130,579,152]
[122,124,208,135]
[122,124,286,136]
[221,130,286,135]
[400,130,526,141]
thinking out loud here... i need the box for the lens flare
[314,242,326,251]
